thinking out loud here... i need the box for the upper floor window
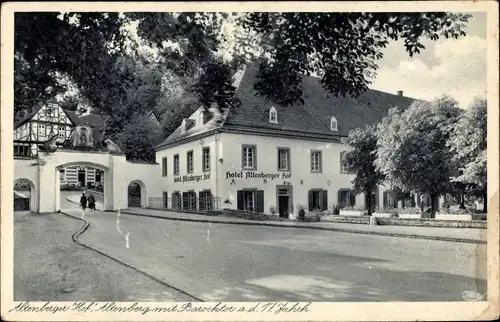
[242,145,256,170]
[38,124,45,136]
[202,147,210,171]
[162,157,168,177]
[173,154,180,175]
[310,150,322,173]
[278,148,290,171]
[330,116,338,131]
[269,106,278,124]
[340,151,349,173]
[187,150,194,173]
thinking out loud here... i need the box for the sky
[370,12,487,108]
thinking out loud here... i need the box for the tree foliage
[447,98,487,211]
[375,96,462,216]
[240,12,471,106]
[341,125,385,215]
[114,114,162,162]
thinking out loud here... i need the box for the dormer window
[330,116,338,131]
[269,107,278,124]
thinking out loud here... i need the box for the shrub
[330,204,341,215]
[375,208,399,216]
[398,207,422,215]
[342,206,365,212]
[296,204,306,211]
[269,205,277,215]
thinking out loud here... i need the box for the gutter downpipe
[214,129,220,208]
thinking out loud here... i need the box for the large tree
[15,12,472,116]
[341,125,385,216]
[114,114,162,162]
[240,12,472,106]
[447,98,487,212]
[375,96,462,217]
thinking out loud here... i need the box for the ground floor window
[338,189,356,208]
[172,192,182,210]
[199,190,212,211]
[308,189,328,211]
[237,190,264,212]
[182,191,196,210]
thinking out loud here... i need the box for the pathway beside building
[61,198,486,244]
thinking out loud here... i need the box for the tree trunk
[459,194,466,209]
[430,193,438,218]
[366,190,372,216]
[483,191,487,213]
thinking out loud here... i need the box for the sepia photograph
[1,1,498,321]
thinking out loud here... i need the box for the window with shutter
[255,190,264,213]
[321,190,328,211]
[237,190,244,210]
[308,190,314,211]
[182,192,189,209]
[199,191,205,210]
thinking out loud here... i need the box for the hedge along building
[154,65,419,217]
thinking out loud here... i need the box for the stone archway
[128,180,147,208]
[56,161,111,212]
[14,178,36,212]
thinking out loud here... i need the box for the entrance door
[278,196,289,218]
[77,170,86,187]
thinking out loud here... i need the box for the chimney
[397,90,403,97]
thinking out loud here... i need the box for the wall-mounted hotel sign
[174,173,211,183]
[226,171,292,180]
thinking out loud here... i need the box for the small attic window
[330,116,338,132]
[269,106,278,124]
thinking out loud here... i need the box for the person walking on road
[79,193,87,211]
[88,194,96,211]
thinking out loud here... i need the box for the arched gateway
[14,150,160,213]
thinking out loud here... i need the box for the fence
[148,197,222,214]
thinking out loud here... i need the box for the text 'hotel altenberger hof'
[154,64,416,218]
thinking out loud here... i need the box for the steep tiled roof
[226,64,419,137]
[155,63,421,150]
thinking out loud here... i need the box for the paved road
[66,209,487,302]
[60,191,103,210]
[14,211,193,301]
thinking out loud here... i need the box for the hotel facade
[154,65,420,217]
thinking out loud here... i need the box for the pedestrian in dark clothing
[88,194,96,211]
[80,193,87,210]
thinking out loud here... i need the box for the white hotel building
[154,65,418,217]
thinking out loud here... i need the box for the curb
[59,211,204,302]
[121,210,486,245]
